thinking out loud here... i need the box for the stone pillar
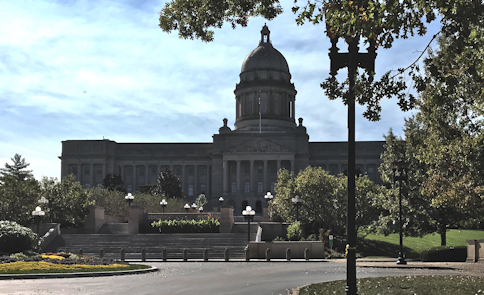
[206,165,210,196]
[291,160,295,172]
[128,206,144,234]
[121,165,125,181]
[102,164,106,179]
[263,207,271,222]
[277,160,281,173]
[194,165,198,197]
[250,160,254,193]
[182,165,186,195]
[220,207,234,233]
[263,160,268,192]
[89,164,94,188]
[223,160,228,194]
[236,160,241,193]
[133,165,137,192]
[145,165,149,185]
[77,164,81,182]
[85,205,105,234]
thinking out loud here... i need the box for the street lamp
[219,196,224,210]
[160,199,168,213]
[328,34,377,295]
[392,161,408,265]
[31,206,45,252]
[242,206,255,243]
[191,203,197,211]
[264,191,273,205]
[199,206,204,213]
[184,203,190,213]
[292,195,302,221]
[125,193,134,206]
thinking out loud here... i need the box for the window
[200,184,206,194]
[257,182,263,193]
[244,182,250,193]
[231,182,237,193]
[84,166,89,175]
[257,165,263,174]
[188,184,194,197]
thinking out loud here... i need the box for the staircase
[45,231,256,260]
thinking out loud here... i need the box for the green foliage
[0,175,40,225]
[420,246,467,262]
[40,176,92,228]
[151,168,183,199]
[195,194,208,209]
[89,187,128,217]
[102,174,126,193]
[271,167,384,237]
[286,221,303,241]
[151,217,220,233]
[0,221,37,255]
[0,154,33,182]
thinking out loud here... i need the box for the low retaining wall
[467,239,484,262]
[248,241,325,259]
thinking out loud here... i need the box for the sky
[0,0,441,180]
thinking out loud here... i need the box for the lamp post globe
[264,191,273,205]
[125,193,134,206]
[184,203,190,213]
[160,199,168,213]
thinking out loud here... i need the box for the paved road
[0,261,473,295]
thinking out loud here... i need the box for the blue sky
[0,1,440,180]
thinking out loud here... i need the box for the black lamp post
[264,191,273,205]
[393,161,408,265]
[292,195,302,221]
[125,193,134,206]
[328,34,377,295]
[31,206,45,252]
[242,206,255,243]
[160,199,168,213]
[219,196,224,211]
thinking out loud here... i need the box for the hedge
[0,221,37,255]
[420,246,467,262]
[151,218,220,233]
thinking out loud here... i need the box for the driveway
[0,261,475,295]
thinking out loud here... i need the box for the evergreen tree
[102,174,126,193]
[151,168,183,199]
[0,154,33,181]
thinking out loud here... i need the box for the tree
[0,175,40,225]
[102,174,126,193]
[158,0,484,120]
[40,175,93,228]
[0,154,33,182]
[270,167,384,237]
[150,168,183,199]
[195,194,208,209]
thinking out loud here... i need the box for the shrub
[151,217,220,233]
[420,246,467,262]
[0,221,37,254]
[287,221,303,241]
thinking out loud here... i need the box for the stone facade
[60,25,385,213]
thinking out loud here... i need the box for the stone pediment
[225,138,293,154]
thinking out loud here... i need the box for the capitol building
[60,25,385,213]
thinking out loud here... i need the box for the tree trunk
[440,222,447,246]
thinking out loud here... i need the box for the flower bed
[0,252,148,274]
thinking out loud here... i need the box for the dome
[240,25,290,73]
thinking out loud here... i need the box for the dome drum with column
[234,24,297,131]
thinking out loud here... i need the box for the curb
[0,265,158,280]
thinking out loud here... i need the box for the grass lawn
[359,229,484,259]
[298,275,484,295]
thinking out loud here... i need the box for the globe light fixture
[242,206,256,243]
[125,193,134,206]
[160,199,168,213]
[184,203,190,213]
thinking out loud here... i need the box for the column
[133,165,137,192]
[194,165,198,197]
[277,160,281,172]
[290,160,295,173]
[250,160,254,192]
[77,164,81,182]
[206,165,210,197]
[102,164,106,179]
[236,160,241,193]
[182,165,186,195]
[120,165,125,181]
[223,160,228,194]
[263,160,268,192]
[89,164,94,188]
[145,165,149,185]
